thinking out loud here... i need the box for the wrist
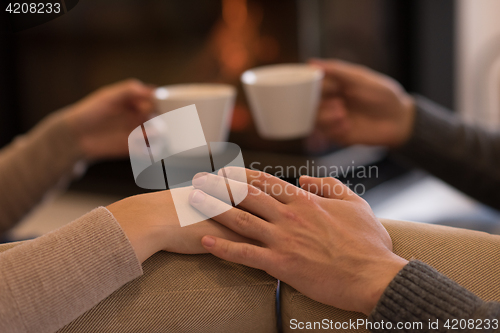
[393,95,416,148]
[62,105,94,160]
[361,254,408,315]
[106,201,167,263]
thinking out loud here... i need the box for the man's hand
[310,59,416,148]
[107,190,252,263]
[64,79,155,160]
[189,168,408,315]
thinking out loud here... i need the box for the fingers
[111,79,153,98]
[192,172,283,221]
[171,219,258,254]
[217,167,305,204]
[189,189,276,244]
[299,175,356,200]
[127,80,155,114]
[309,58,365,83]
[110,79,155,114]
[317,98,347,125]
[134,98,155,115]
[193,172,233,204]
[193,168,249,205]
[309,59,370,98]
[201,236,274,272]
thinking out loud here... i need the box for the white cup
[241,64,324,140]
[154,84,236,145]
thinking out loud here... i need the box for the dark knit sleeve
[393,95,500,210]
[368,260,500,332]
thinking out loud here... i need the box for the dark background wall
[0,0,455,194]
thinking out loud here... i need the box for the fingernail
[192,174,207,187]
[202,236,215,248]
[190,190,206,204]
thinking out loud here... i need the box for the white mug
[154,83,236,145]
[241,64,324,140]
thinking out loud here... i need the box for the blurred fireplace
[0,0,454,195]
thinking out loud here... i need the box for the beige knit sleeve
[0,110,84,234]
[0,207,144,333]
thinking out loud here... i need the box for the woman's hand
[107,190,253,263]
[310,59,416,148]
[189,168,408,315]
[64,79,155,161]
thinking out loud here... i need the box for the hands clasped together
[108,166,408,316]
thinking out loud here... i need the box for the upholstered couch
[1,219,500,332]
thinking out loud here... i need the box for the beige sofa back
[0,242,278,333]
[2,219,500,332]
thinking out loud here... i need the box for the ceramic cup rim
[155,83,236,101]
[241,63,324,87]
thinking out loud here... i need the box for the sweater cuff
[369,260,483,331]
[0,207,143,332]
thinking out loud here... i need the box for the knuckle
[239,245,252,260]
[257,170,268,180]
[284,183,297,195]
[235,210,251,229]
[343,186,361,201]
[256,171,271,185]
[319,177,342,191]
[279,206,298,221]
[279,207,310,228]
[247,184,261,196]
[220,241,231,255]
[248,172,262,187]
[328,176,343,185]
[294,191,311,203]
[248,178,261,191]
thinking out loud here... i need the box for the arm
[310,59,500,209]
[394,95,500,209]
[0,208,142,333]
[0,111,83,233]
[188,168,500,331]
[0,79,154,234]
[370,260,500,332]
[0,190,252,333]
